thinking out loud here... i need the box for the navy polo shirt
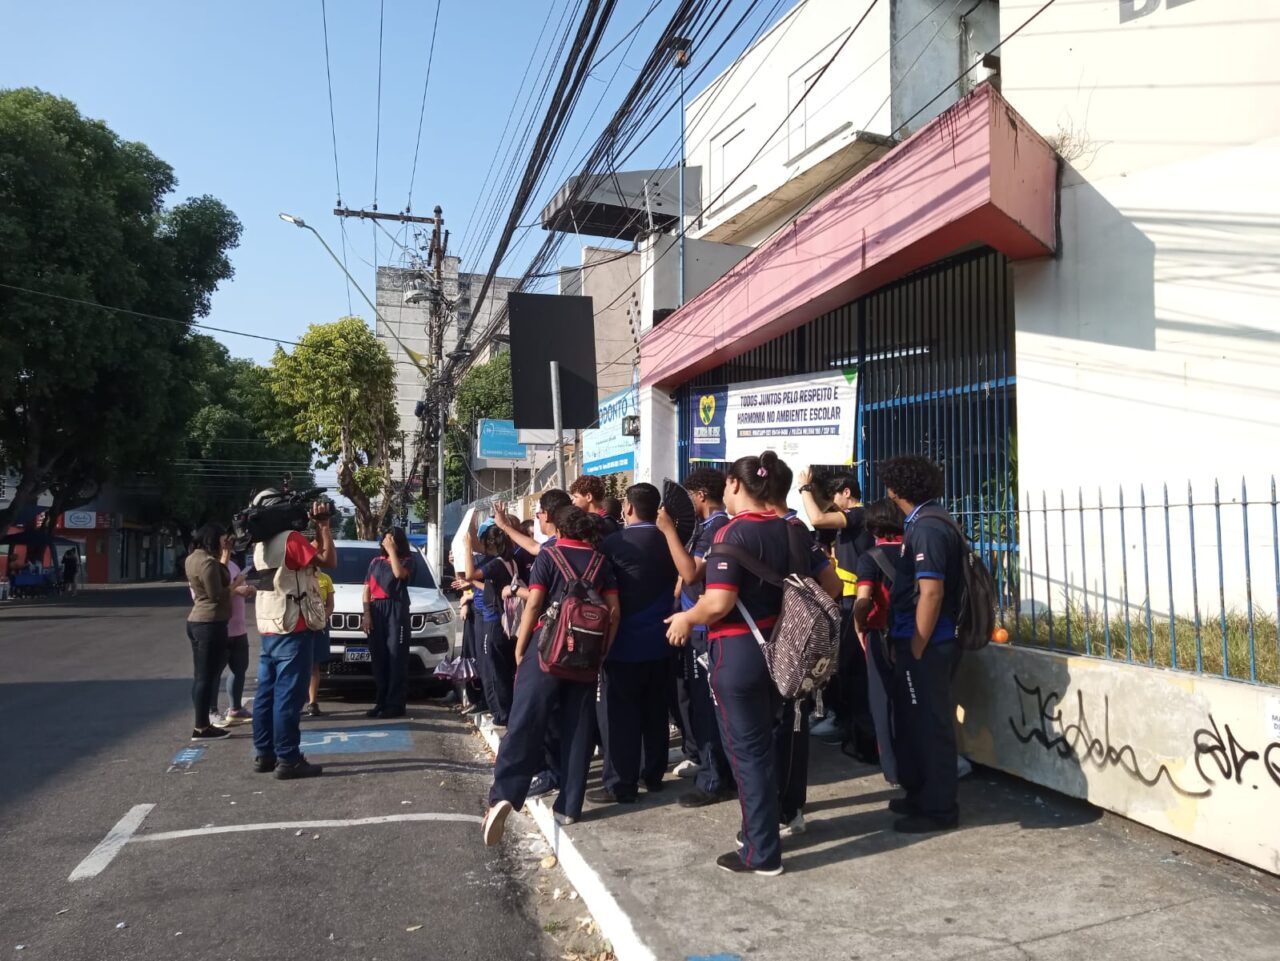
[680,510,730,611]
[784,512,832,578]
[513,546,534,584]
[475,556,516,623]
[704,511,790,641]
[888,502,964,642]
[602,523,679,662]
[595,512,621,539]
[835,506,874,575]
[526,540,618,627]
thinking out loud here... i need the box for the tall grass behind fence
[958,478,1280,686]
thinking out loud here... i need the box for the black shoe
[586,787,637,805]
[252,755,277,773]
[553,812,577,827]
[527,773,556,798]
[893,812,959,834]
[715,851,783,877]
[304,702,322,717]
[642,778,665,793]
[191,727,231,741]
[678,786,735,809]
[888,797,919,816]
[381,708,406,719]
[365,707,383,719]
[275,756,324,780]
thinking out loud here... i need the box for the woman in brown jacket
[185,524,243,741]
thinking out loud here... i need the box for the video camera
[232,483,333,551]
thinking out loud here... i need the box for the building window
[787,31,850,159]
[710,106,754,202]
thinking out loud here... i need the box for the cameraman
[251,501,336,779]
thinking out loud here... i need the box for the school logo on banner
[689,387,728,461]
[699,393,717,426]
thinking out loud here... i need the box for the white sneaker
[809,715,840,738]
[482,800,512,846]
[209,712,231,728]
[779,812,806,838]
[674,759,702,778]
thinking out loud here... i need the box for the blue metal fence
[965,479,1279,687]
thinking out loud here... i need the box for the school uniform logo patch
[915,553,925,562]
[716,562,729,570]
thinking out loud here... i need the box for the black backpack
[913,507,997,652]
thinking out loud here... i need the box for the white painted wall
[957,644,1280,876]
[1001,0,1280,614]
[684,0,893,239]
[636,233,752,337]
[635,386,678,486]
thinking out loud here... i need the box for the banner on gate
[689,369,857,466]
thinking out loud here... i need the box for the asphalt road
[0,586,550,961]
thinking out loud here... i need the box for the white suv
[321,540,456,689]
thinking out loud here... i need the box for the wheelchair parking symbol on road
[298,724,413,754]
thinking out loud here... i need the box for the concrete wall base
[956,645,1280,875]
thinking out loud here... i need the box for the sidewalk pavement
[474,717,1280,961]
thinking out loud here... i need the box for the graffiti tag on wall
[1008,675,1280,798]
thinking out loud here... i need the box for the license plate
[344,647,371,663]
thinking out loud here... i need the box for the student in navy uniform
[483,506,621,845]
[798,468,877,757]
[588,483,679,804]
[465,521,519,728]
[570,475,620,538]
[878,455,965,833]
[665,451,791,877]
[766,458,843,838]
[656,467,737,806]
[362,527,416,719]
[493,491,573,800]
[851,498,906,785]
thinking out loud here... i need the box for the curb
[472,717,657,961]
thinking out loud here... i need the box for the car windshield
[332,546,436,589]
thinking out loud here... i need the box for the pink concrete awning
[639,83,1057,389]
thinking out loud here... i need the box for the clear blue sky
[2,0,784,365]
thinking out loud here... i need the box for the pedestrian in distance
[185,523,242,741]
[589,483,679,804]
[570,475,620,538]
[464,518,519,728]
[766,457,843,839]
[798,468,878,759]
[210,549,256,726]
[877,455,965,832]
[850,497,906,785]
[60,548,78,595]
[656,468,736,805]
[482,506,620,845]
[603,495,624,529]
[303,567,335,717]
[664,451,793,877]
[362,527,416,720]
[251,501,335,779]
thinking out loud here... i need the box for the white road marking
[130,812,482,843]
[68,804,155,881]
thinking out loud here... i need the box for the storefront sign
[476,419,527,462]
[62,511,97,529]
[582,387,638,476]
[689,368,857,466]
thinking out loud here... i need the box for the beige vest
[253,532,326,635]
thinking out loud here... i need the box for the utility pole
[673,36,691,306]
[334,203,447,575]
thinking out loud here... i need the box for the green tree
[165,335,314,533]
[444,352,514,504]
[0,89,242,532]
[269,317,399,539]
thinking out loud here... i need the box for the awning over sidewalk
[639,83,1058,389]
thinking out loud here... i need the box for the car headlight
[423,609,453,625]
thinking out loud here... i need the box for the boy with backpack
[877,455,968,833]
[464,520,520,728]
[483,506,620,845]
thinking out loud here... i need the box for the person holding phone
[185,524,243,741]
[362,527,416,719]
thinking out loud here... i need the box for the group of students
[473,454,968,877]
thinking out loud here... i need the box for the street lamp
[278,212,431,374]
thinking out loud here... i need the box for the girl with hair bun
[664,451,792,877]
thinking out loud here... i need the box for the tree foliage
[0,88,242,531]
[269,317,399,538]
[454,352,513,434]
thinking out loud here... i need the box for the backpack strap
[544,546,576,583]
[706,542,785,588]
[868,545,896,583]
[583,551,606,585]
[914,506,972,553]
